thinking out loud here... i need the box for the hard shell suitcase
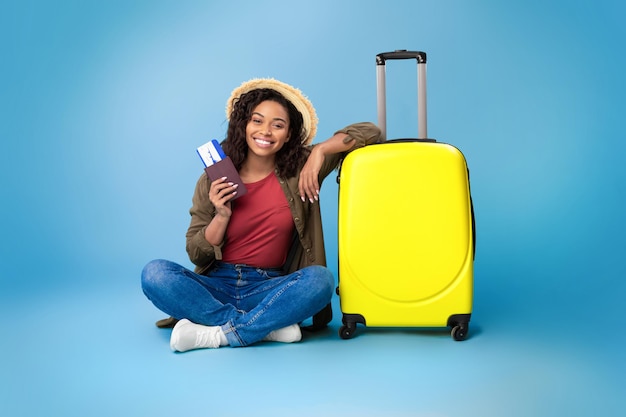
[337,50,475,341]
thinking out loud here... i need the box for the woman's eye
[273,123,284,129]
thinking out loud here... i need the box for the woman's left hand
[298,147,323,203]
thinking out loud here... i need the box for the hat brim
[226,78,318,145]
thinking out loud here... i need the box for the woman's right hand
[209,176,238,218]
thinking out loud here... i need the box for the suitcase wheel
[339,324,357,340]
[339,314,365,339]
[451,324,469,341]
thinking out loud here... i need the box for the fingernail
[301,196,306,202]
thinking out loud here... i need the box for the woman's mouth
[254,137,273,147]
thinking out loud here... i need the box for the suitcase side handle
[376,50,428,140]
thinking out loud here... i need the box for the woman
[141,78,382,352]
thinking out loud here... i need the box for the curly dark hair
[221,88,310,179]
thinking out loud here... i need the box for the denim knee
[141,259,170,294]
[306,265,335,300]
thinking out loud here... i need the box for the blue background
[1,1,624,416]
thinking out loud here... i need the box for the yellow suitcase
[337,51,475,341]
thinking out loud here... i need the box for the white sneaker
[263,324,302,343]
[170,319,223,352]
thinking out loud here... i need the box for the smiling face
[245,100,291,160]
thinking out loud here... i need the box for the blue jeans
[141,259,334,347]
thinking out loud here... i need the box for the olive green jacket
[185,122,383,276]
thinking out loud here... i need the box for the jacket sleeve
[317,122,384,176]
[335,121,384,149]
[185,173,222,273]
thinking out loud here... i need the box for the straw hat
[226,78,318,145]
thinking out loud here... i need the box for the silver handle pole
[417,62,427,139]
[376,64,387,138]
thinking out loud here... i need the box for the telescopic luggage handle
[376,50,426,63]
[376,50,428,139]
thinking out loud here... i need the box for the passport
[196,139,247,200]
